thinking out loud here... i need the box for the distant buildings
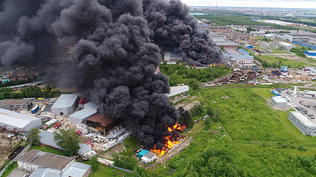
[214,41,238,50]
[278,42,295,50]
[288,111,316,136]
[17,149,92,177]
[0,109,42,132]
[51,94,79,116]
[163,52,183,64]
[208,26,230,33]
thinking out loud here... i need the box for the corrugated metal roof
[290,111,316,127]
[143,151,156,159]
[51,94,78,109]
[62,162,91,177]
[69,109,97,120]
[39,130,61,150]
[84,102,99,110]
[0,109,41,129]
[29,168,61,177]
[87,113,117,127]
[39,130,90,155]
[272,96,287,103]
[107,128,126,139]
[18,149,74,171]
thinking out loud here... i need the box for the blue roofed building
[305,51,316,59]
[238,49,249,55]
[137,150,149,158]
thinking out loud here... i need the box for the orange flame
[150,123,186,157]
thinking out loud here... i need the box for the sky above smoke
[0,0,222,149]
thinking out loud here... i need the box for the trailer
[31,104,39,114]
[45,119,58,127]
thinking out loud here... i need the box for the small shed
[141,151,157,163]
[137,150,149,158]
[271,96,287,107]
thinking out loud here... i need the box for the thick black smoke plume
[0,0,223,149]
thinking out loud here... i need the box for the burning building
[0,0,220,150]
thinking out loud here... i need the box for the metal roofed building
[86,113,118,135]
[305,51,316,59]
[225,48,241,55]
[141,151,157,164]
[167,85,189,97]
[69,109,97,126]
[271,96,287,107]
[302,90,316,98]
[0,109,42,132]
[18,149,74,171]
[214,41,238,50]
[18,149,92,177]
[238,49,249,55]
[0,98,34,111]
[278,42,295,50]
[288,111,316,136]
[62,162,92,177]
[39,130,91,155]
[51,94,79,116]
[84,102,99,112]
[107,128,127,139]
[137,150,149,158]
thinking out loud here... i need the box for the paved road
[0,143,31,176]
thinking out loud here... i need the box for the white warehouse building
[278,42,295,50]
[271,96,287,107]
[51,94,79,116]
[288,111,316,136]
[0,109,42,132]
[167,85,189,97]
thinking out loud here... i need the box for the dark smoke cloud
[0,0,222,149]
[143,0,222,64]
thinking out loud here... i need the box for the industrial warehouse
[51,94,79,116]
[0,109,42,132]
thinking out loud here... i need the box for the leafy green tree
[27,128,41,146]
[53,129,80,156]
[90,155,100,171]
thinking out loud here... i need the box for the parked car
[86,140,94,147]
[76,130,82,135]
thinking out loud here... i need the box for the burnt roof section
[17,149,74,171]
[87,113,117,127]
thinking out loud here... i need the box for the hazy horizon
[181,0,316,9]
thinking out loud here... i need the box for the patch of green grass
[259,55,309,68]
[1,162,17,177]
[89,165,127,177]
[271,48,290,54]
[31,145,64,156]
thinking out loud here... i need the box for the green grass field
[259,55,310,68]
[150,86,316,177]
